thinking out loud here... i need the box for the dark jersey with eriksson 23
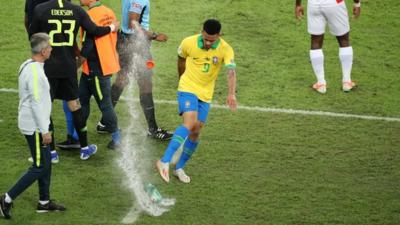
[29,0,111,78]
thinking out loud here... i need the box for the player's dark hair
[203,19,221,35]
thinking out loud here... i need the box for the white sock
[309,49,326,84]
[5,193,12,203]
[339,46,353,83]
[39,200,49,205]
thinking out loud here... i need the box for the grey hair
[30,33,51,54]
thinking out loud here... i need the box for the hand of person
[111,20,120,32]
[42,132,52,145]
[352,5,361,19]
[226,94,237,111]
[154,33,168,42]
[76,56,86,68]
[295,5,304,20]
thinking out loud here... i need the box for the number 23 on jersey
[48,19,76,46]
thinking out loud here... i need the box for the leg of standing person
[55,100,80,149]
[138,42,172,141]
[325,1,355,92]
[79,73,93,126]
[65,76,97,160]
[137,74,171,140]
[326,1,355,92]
[48,117,59,163]
[307,4,327,94]
[63,101,79,140]
[92,74,121,149]
[337,33,355,91]
[97,68,127,134]
[173,99,210,183]
[0,132,65,219]
[156,92,205,183]
[309,35,326,93]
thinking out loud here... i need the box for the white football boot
[173,168,191,184]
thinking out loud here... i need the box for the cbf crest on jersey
[212,56,218,65]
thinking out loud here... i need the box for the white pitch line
[153,99,400,122]
[1,87,400,122]
[0,88,18,93]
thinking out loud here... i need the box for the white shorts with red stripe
[307,0,350,36]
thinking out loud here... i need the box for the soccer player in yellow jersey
[156,19,237,183]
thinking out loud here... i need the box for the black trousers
[8,132,52,201]
[79,73,119,133]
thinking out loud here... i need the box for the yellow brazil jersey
[177,34,236,103]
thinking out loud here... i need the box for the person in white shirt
[295,0,361,93]
[0,33,65,220]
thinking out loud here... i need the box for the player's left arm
[353,0,361,19]
[177,40,188,78]
[224,45,237,111]
[226,68,237,111]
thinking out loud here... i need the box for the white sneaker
[312,82,327,94]
[343,81,356,92]
[156,160,170,183]
[173,169,191,183]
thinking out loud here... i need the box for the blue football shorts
[177,91,210,123]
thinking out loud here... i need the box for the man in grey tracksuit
[0,33,65,220]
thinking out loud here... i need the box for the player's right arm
[78,7,118,37]
[177,39,188,78]
[177,56,186,78]
[295,0,304,20]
